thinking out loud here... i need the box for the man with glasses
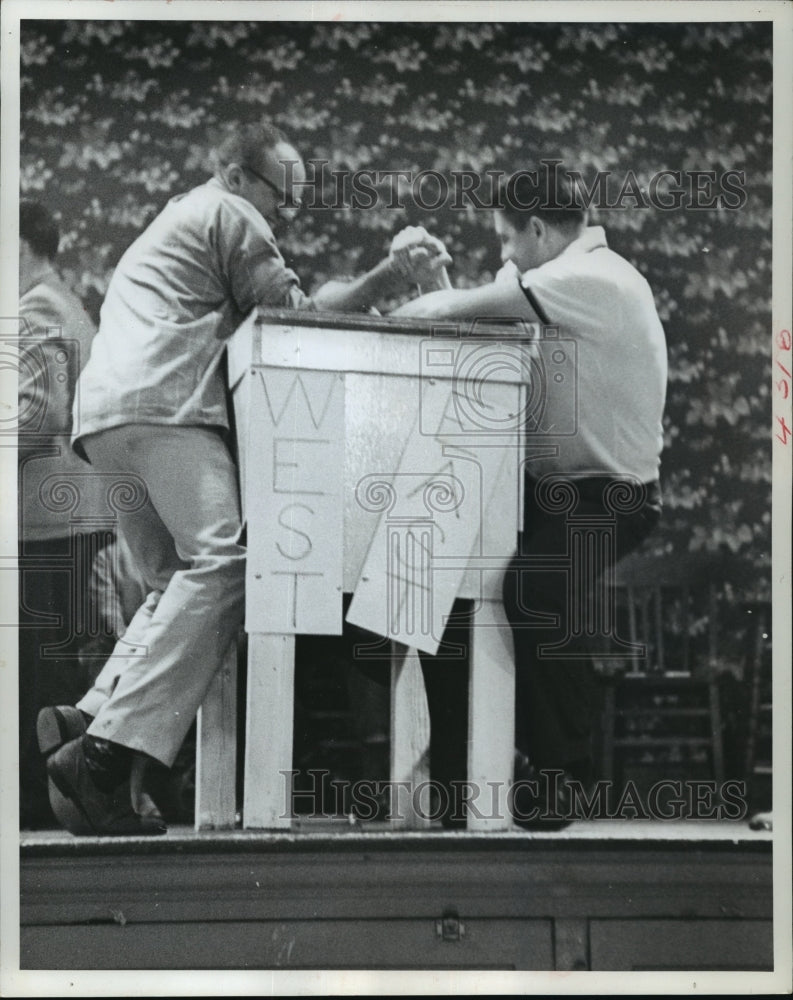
[41,120,448,836]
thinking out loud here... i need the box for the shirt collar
[558,225,608,258]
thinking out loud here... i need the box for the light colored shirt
[518,226,667,483]
[18,270,100,542]
[73,177,309,451]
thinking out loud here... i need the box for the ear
[225,164,245,193]
[530,216,545,239]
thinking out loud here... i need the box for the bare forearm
[391,287,470,318]
[392,279,536,321]
[311,259,402,312]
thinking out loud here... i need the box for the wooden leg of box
[243,632,295,829]
[467,599,515,831]
[389,641,431,829]
[195,640,238,830]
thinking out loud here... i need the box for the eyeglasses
[241,164,302,210]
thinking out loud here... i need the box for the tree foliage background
[20,19,773,668]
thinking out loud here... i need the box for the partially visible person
[40,119,450,837]
[17,200,101,827]
[79,532,169,821]
[79,531,148,686]
[395,165,667,826]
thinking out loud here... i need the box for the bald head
[261,139,305,192]
[214,121,305,221]
[214,120,286,172]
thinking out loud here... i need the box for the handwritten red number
[773,332,791,444]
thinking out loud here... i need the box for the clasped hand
[389,225,452,291]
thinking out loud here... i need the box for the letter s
[276,502,314,560]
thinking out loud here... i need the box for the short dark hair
[498,162,587,230]
[20,200,59,260]
[213,120,290,174]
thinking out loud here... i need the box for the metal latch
[435,910,465,942]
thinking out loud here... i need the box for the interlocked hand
[389,226,452,286]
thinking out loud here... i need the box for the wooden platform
[19,821,773,972]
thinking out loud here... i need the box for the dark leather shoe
[511,759,574,831]
[37,705,90,757]
[38,706,164,823]
[47,737,167,837]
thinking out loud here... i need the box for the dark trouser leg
[504,477,661,782]
[505,552,596,779]
[418,603,470,826]
[348,602,470,827]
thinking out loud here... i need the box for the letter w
[257,371,337,429]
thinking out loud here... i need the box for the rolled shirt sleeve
[73,178,314,445]
[213,198,310,315]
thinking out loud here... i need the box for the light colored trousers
[77,424,245,766]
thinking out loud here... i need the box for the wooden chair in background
[600,554,726,788]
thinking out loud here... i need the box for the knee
[194,548,246,580]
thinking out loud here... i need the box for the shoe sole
[48,781,95,834]
[37,706,87,757]
[46,749,98,835]
[47,743,166,837]
[39,708,166,827]
[37,707,96,832]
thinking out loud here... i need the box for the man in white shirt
[395,166,667,826]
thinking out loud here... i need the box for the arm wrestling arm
[309,228,453,312]
[310,259,404,312]
[244,254,403,314]
[241,219,452,314]
[391,277,538,321]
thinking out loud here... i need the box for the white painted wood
[229,317,527,832]
[230,365,250,522]
[458,437,520,601]
[243,632,295,829]
[195,641,238,830]
[226,311,257,388]
[228,313,540,380]
[245,368,345,635]
[467,599,516,832]
[347,382,515,653]
[342,371,421,590]
[389,642,431,829]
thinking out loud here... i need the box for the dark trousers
[418,607,470,820]
[345,600,470,825]
[502,474,662,781]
